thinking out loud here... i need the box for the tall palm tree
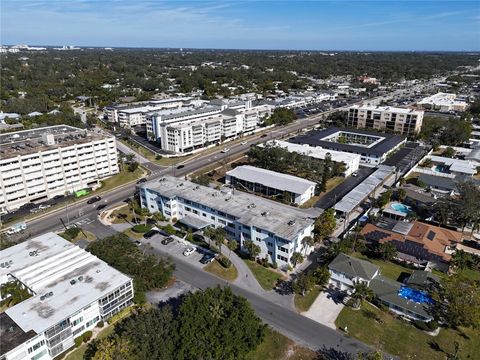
[291,252,304,267]
[301,236,315,256]
[351,281,373,309]
[0,281,32,307]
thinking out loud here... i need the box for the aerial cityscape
[1,1,479,360]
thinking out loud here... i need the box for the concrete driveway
[302,288,345,329]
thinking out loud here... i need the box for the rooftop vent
[261,211,270,216]
[78,276,84,281]
[29,250,39,257]
[288,220,296,226]
[248,203,256,209]
[70,279,77,285]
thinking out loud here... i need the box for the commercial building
[105,98,189,127]
[417,93,469,112]
[0,125,119,213]
[0,233,133,360]
[265,140,360,176]
[225,165,316,205]
[347,105,424,135]
[139,176,315,268]
[360,220,463,270]
[290,127,406,165]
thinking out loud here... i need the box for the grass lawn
[326,176,344,192]
[246,327,316,360]
[294,286,321,312]
[123,227,145,239]
[109,205,136,224]
[354,253,412,282]
[121,139,191,166]
[59,230,96,243]
[244,260,284,291]
[65,325,114,360]
[457,267,480,281]
[335,302,480,360]
[97,167,145,193]
[299,195,320,209]
[204,260,238,281]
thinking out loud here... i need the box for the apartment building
[147,101,274,154]
[347,105,424,136]
[0,126,119,213]
[105,98,189,127]
[139,176,315,268]
[0,233,133,360]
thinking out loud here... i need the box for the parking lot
[141,233,216,270]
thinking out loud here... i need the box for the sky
[1,0,479,51]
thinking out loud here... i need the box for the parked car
[193,234,205,242]
[134,240,142,246]
[352,171,358,177]
[176,164,185,169]
[144,229,160,239]
[200,253,215,264]
[221,148,230,153]
[87,196,101,204]
[183,247,196,256]
[240,141,247,145]
[161,237,175,245]
[136,178,147,184]
[260,134,268,138]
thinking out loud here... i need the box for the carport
[178,215,212,230]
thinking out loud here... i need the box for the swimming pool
[434,165,447,173]
[398,286,434,304]
[390,203,412,214]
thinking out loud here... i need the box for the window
[268,251,273,256]
[256,237,261,241]
[277,255,288,262]
[267,242,273,247]
[28,340,45,354]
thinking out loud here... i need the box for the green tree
[293,272,315,296]
[312,266,330,287]
[301,236,315,256]
[244,239,261,260]
[227,239,238,260]
[377,189,393,208]
[291,252,304,267]
[351,281,374,309]
[314,208,336,242]
[431,275,480,329]
[0,281,32,308]
[442,146,456,158]
[128,161,139,172]
[376,242,397,261]
[395,188,407,202]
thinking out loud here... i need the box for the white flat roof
[268,140,360,164]
[418,92,467,106]
[2,233,131,334]
[226,165,316,195]
[429,155,476,175]
[349,104,423,115]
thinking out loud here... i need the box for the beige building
[347,105,424,136]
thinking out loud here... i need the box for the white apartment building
[266,140,360,176]
[105,98,189,126]
[0,126,119,213]
[147,101,273,154]
[139,176,315,269]
[225,165,317,205]
[347,105,424,136]
[417,92,469,112]
[0,233,133,360]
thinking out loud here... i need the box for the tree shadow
[316,346,354,360]
[428,340,446,354]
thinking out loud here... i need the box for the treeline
[419,116,472,146]
[84,287,266,360]
[247,144,346,190]
[87,234,175,303]
[1,50,477,113]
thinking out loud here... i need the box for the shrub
[427,320,439,330]
[96,320,104,328]
[161,224,176,235]
[155,154,162,160]
[132,224,151,233]
[60,227,81,241]
[82,330,93,343]
[218,255,232,268]
[74,336,83,348]
[413,320,438,332]
[271,262,278,269]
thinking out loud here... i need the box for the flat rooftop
[226,165,316,195]
[1,233,131,334]
[153,105,222,122]
[141,176,316,241]
[267,140,360,164]
[0,312,37,356]
[418,92,467,106]
[290,127,406,157]
[334,165,394,213]
[349,104,423,115]
[0,125,111,159]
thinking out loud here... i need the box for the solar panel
[427,230,436,241]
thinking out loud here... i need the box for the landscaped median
[335,301,480,360]
[243,259,284,291]
[204,259,238,281]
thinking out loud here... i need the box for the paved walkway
[302,289,344,329]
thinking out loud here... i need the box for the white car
[240,141,247,145]
[221,148,230,153]
[352,171,358,177]
[183,247,196,256]
[39,204,51,210]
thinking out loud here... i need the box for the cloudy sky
[2,0,479,50]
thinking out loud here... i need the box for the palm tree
[301,236,315,256]
[227,240,238,260]
[351,281,373,309]
[0,281,32,307]
[291,252,304,267]
[377,242,397,261]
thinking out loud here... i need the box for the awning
[179,215,212,230]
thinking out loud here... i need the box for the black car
[193,234,205,242]
[136,178,147,184]
[200,253,215,264]
[176,164,185,169]
[144,229,160,239]
[87,196,101,204]
[260,134,268,138]
[96,204,107,211]
[161,237,175,245]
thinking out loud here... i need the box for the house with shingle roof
[328,253,380,293]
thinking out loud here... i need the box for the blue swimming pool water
[390,203,412,214]
[434,165,445,173]
[398,286,434,304]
